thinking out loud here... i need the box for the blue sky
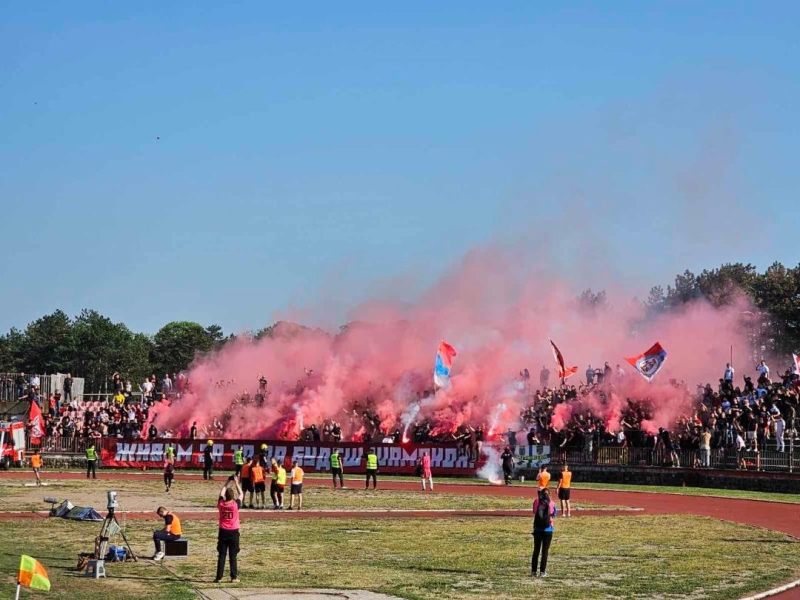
[2,2,798,334]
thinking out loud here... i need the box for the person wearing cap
[501,445,515,486]
[203,440,215,481]
[288,459,304,510]
[364,448,379,490]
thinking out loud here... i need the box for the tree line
[0,262,798,392]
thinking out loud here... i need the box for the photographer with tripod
[216,474,243,583]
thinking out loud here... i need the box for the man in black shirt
[203,440,215,480]
[189,422,197,440]
[501,446,515,486]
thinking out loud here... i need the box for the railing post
[790,435,794,474]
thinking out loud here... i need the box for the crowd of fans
[9,358,800,472]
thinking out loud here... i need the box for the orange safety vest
[292,466,304,484]
[165,512,183,536]
[31,455,42,469]
[559,471,572,489]
[241,462,251,479]
[537,471,551,489]
[251,465,266,484]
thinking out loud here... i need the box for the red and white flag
[793,354,800,375]
[28,401,44,445]
[550,340,578,380]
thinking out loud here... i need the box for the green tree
[665,270,701,308]
[71,309,148,392]
[0,328,25,372]
[205,324,227,351]
[578,289,608,314]
[151,321,214,375]
[21,310,74,374]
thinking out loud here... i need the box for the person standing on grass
[365,448,379,490]
[31,449,42,486]
[288,460,304,510]
[215,475,243,584]
[537,465,551,499]
[250,457,266,509]
[86,443,98,480]
[501,446,514,485]
[531,488,557,577]
[204,440,215,480]
[556,464,571,517]
[419,451,433,491]
[240,459,253,508]
[330,449,344,489]
[164,454,175,493]
[233,446,244,477]
[274,462,287,509]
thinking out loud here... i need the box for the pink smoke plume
[150,244,758,441]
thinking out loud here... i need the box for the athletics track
[1,471,799,598]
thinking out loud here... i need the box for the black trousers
[164,472,174,488]
[532,531,553,574]
[216,528,240,580]
[153,531,180,552]
[365,469,377,488]
[86,460,97,479]
[332,467,343,487]
[204,461,213,480]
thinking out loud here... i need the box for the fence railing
[550,441,800,473]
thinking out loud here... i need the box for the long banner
[99,438,554,475]
[100,439,477,475]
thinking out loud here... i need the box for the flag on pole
[434,340,457,389]
[28,401,44,446]
[18,555,50,591]
[549,340,578,380]
[625,342,668,382]
[793,353,800,375]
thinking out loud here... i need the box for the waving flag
[793,354,800,374]
[625,342,667,382]
[550,340,578,380]
[28,401,44,446]
[18,554,51,592]
[434,340,458,389]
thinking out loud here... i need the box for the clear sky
[2,2,798,335]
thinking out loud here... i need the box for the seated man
[152,506,182,560]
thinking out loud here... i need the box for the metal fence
[550,442,800,473]
[0,373,85,403]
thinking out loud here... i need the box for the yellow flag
[19,555,51,591]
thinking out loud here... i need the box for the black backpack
[533,499,550,529]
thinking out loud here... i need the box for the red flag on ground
[550,340,578,380]
[28,401,44,445]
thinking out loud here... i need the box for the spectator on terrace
[724,363,735,385]
[757,361,770,382]
[603,362,613,382]
[616,364,625,379]
[142,378,154,402]
[540,366,550,390]
[162,374,173,396]
[585,365,594,386]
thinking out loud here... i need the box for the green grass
[1,515,798,599]
[573,482,800,504]
[0,478,607,514]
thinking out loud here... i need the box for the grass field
[1,513,798,600]
[0,478,608,514]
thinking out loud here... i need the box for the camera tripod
[95,508,137,562]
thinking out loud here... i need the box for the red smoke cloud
[152,244,755,440]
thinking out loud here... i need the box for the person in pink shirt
[419,451,433,491]
[215,474,243,584]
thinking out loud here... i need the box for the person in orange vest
[249,457,267,509]
[240,458,253,509]
[556,463,572,517]
[536,464,551,500]
[30,449,43,487]
[152,506,182,561]
[288,459,304,510]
